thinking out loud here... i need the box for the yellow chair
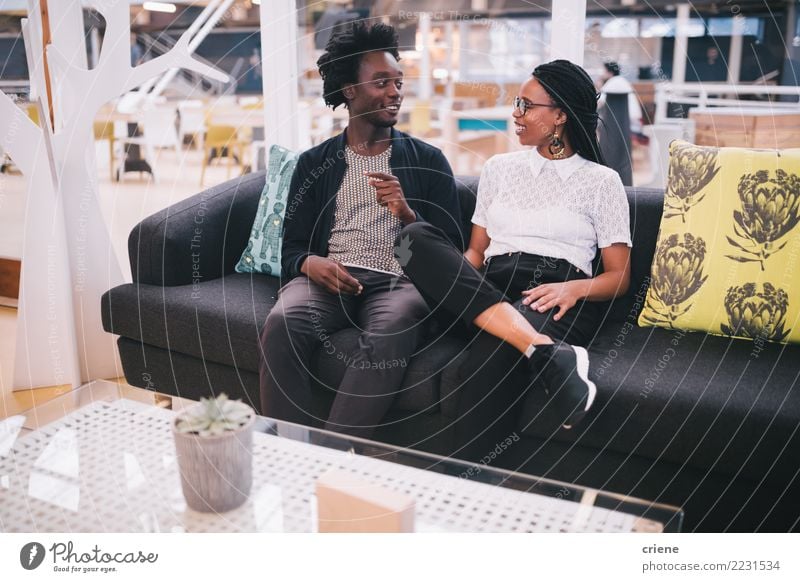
[398,101,433,137]
[26,103,40,126]
[1,104,41,173]
[409,100,433,137]
[93,121,116,182]
[200,124,247,186]
[241,99,263,110]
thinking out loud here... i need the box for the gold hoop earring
[549,129,566,159]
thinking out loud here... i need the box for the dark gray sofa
[101,171,800,532]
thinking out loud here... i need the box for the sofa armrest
[129,172,266,286]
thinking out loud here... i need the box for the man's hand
[365,171,416,224]
[301,256,363,295]
[521,281,586,321]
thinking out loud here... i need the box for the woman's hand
[521,280,586,321]
[520,245,631,321]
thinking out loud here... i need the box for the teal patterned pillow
[235,144,299,277]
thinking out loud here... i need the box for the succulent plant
[175,394,254,437]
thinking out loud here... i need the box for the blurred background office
[1,0,799,307]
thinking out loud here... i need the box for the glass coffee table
[0,380,682,533]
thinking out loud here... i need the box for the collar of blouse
[528,148,587,181]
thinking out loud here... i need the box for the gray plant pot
[172,410,256,513]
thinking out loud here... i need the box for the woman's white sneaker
[530,343,596,429]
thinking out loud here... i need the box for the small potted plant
[172,393,256,513]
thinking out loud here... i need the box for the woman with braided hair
[399,60,632,461]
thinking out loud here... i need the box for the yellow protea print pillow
[638,140,800,344]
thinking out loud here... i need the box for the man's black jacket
[281,128,462,280]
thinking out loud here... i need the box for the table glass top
[0,380,682,533]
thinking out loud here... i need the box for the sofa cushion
[102,274,281,372]
[518,324,800,485]
[117,337,261,407]
[639,141,800,343]
[130,172,266,286]
[235,145,298,277]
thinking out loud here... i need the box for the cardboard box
[316,470,415,533]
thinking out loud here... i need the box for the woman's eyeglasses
[512,96,558,116]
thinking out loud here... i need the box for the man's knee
[366,314,425,343]
[396,222,443,276]
[396,221,440,250]
[371,284,429,331]
[261,303,308,346]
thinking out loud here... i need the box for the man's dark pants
[259,267,429,439]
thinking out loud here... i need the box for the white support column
[260,0,299,151]
[418,13,432,101]
[672,4,690,84]
[727,15,745,84]
[445,20,455,101]
[550,0,587,66]
[458,20,467,83]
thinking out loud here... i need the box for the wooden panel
[40,0,54,128]
[633,81,657,124]
[0,384,73,421]
[501,82,520,106]
[690,110,800,149]
[0,258,21,299]
[753,113,800,131]
[454,82,500,108]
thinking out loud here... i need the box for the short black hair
[603,61,621,76]
[316,21,400,109]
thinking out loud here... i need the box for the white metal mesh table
[0,381,682,533]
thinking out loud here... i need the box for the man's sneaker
[530,343,596,429]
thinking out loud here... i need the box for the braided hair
[316,21,400,110]
[603,61,621,77]
[532,60,606,165]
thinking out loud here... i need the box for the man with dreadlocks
[400,60,632,461]
[259,22,460,438]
